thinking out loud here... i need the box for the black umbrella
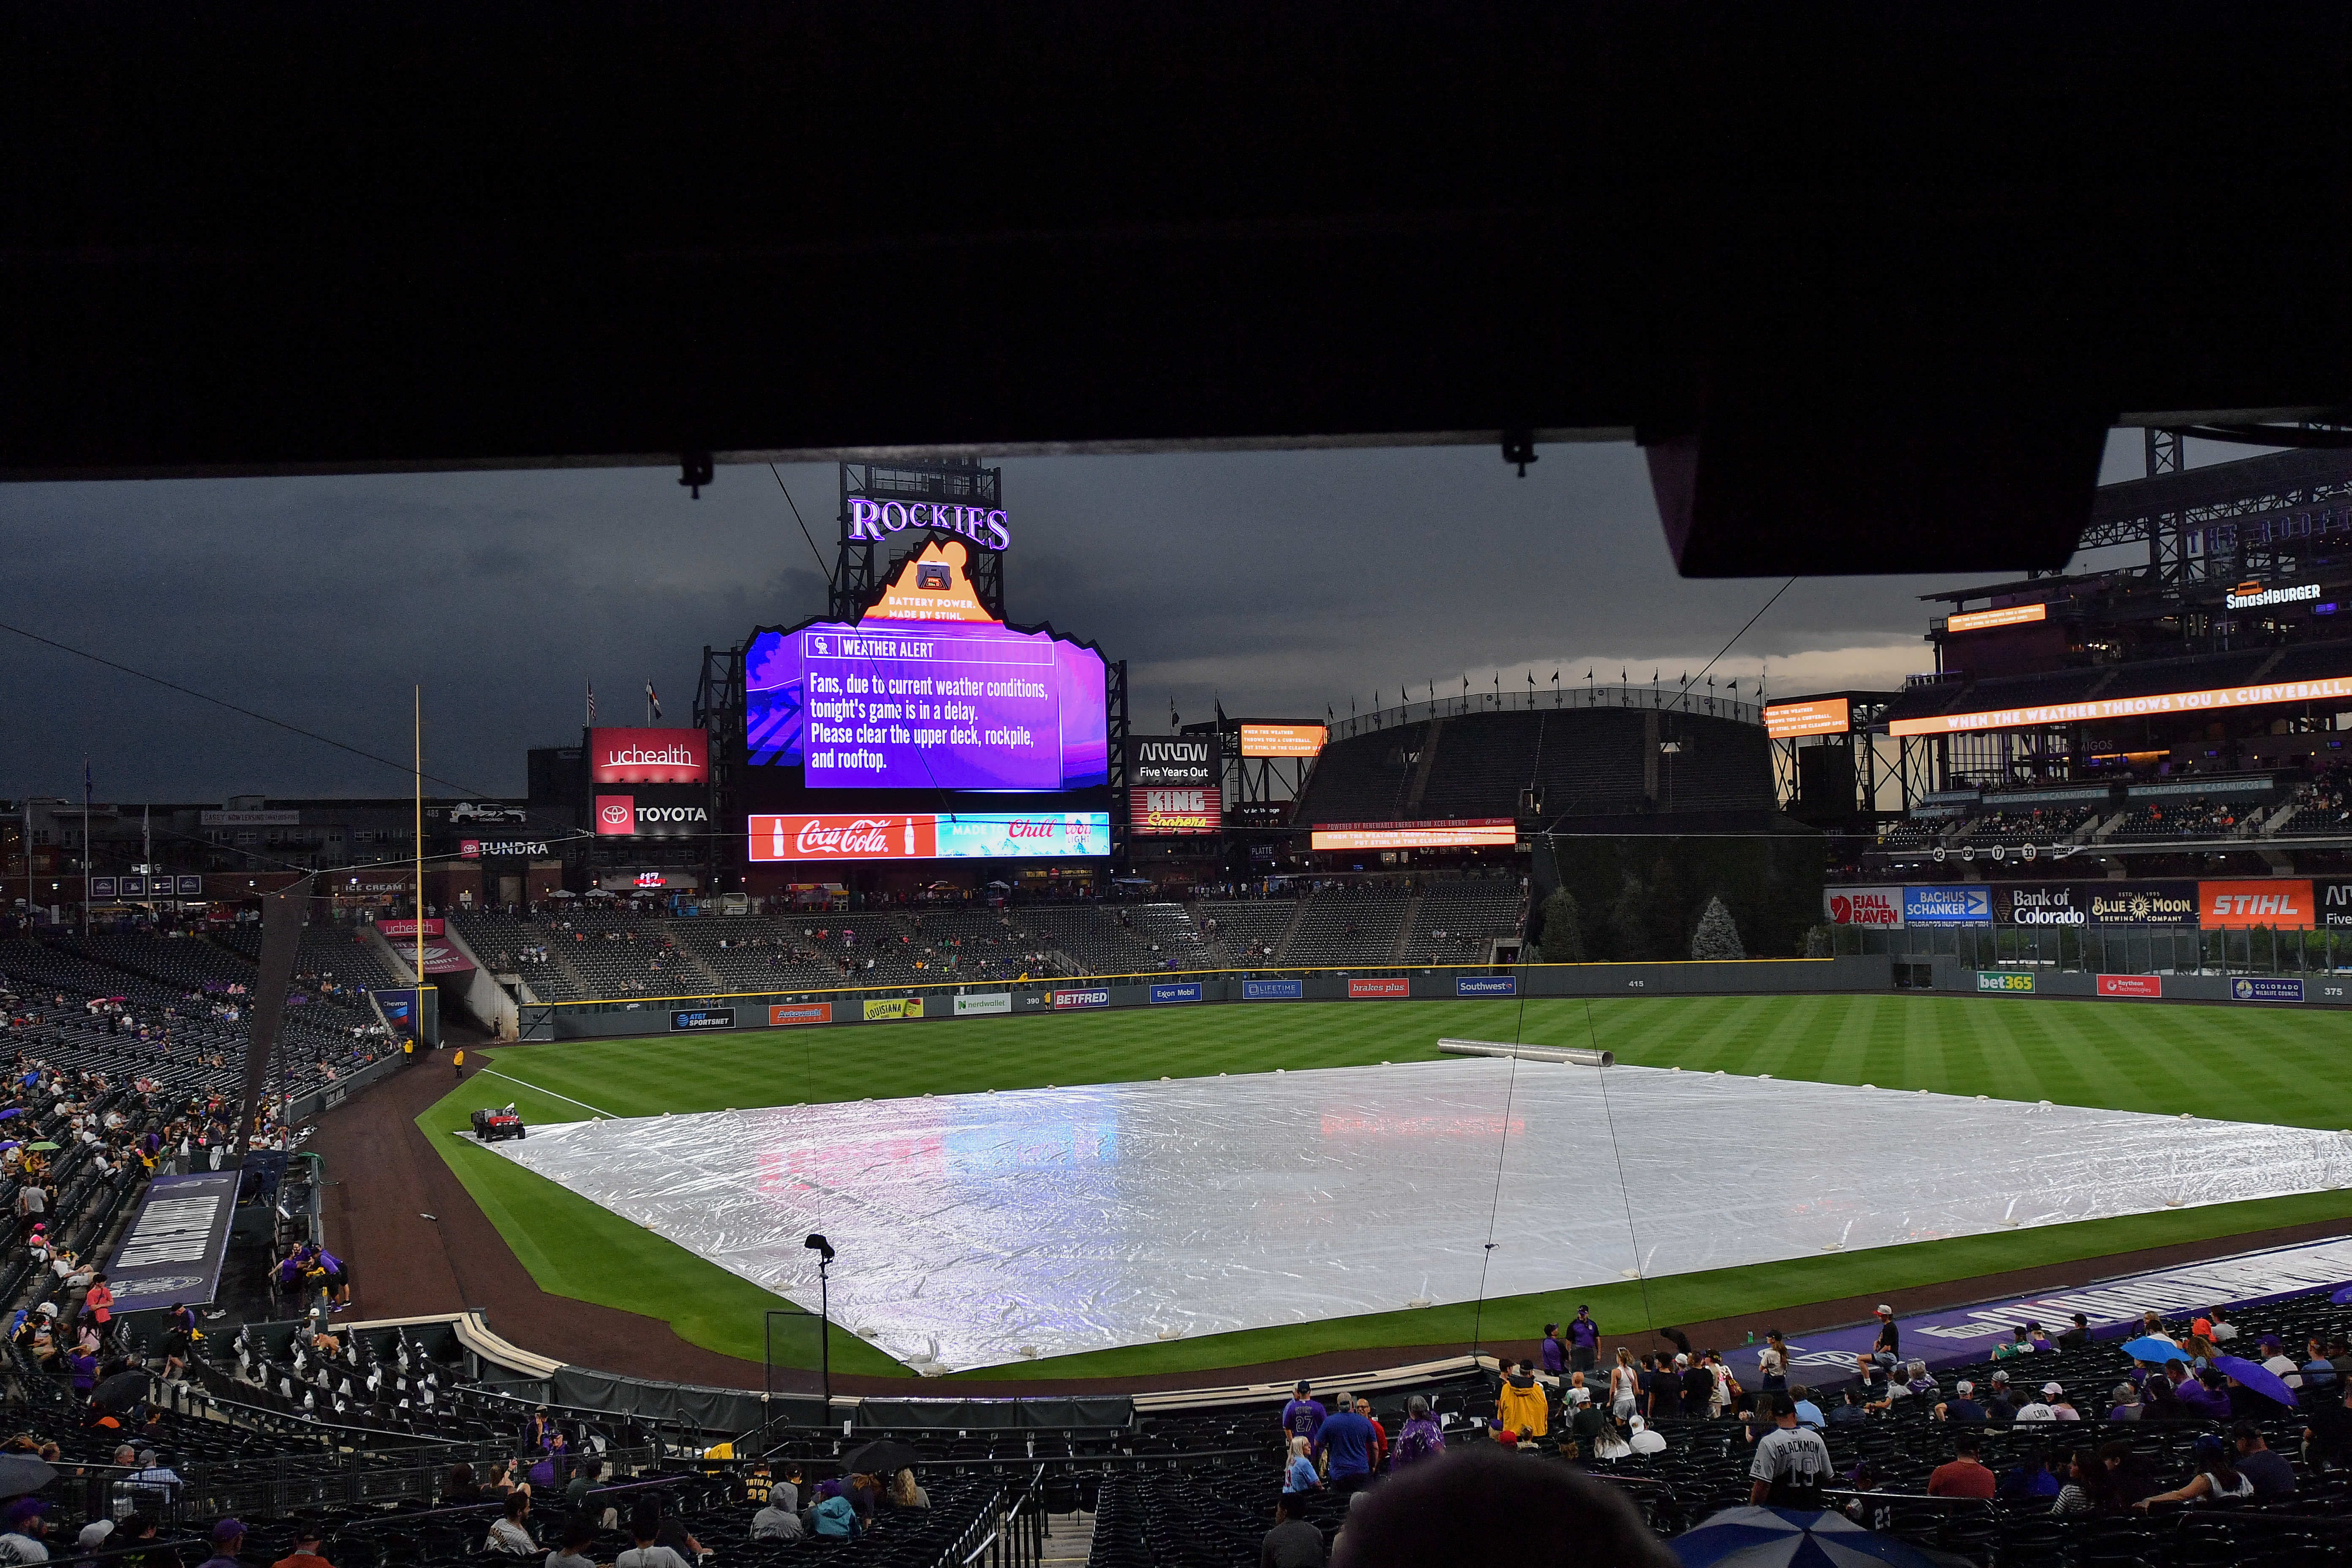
[0,1456,56,1499]
[842,1440,921,1481]
[92,1369,150,1414]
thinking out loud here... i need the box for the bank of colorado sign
[589,727,707,785]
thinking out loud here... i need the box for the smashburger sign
[1823,886,1904,928]
[589,727,708,785]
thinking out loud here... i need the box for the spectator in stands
[1351,1397,1387,1473]
[0,1499,48,1564]
[1318,1393,1380,1495]
[1680,1355,1713,1418]
[1283,1436,1319,1494]
[1281,1380,1327,1447]
[1927,1433,1996,1498]
[2305,1337,2340,1388]
[2058,1312,2092,1351]
[2207,1306,2238,1343]
[2235,1424,2296,1498]
[270,1525,333,1568]
[2135,1434,2254,1508]
[1261,1493,1324,1568]
[1328,1445,1674,1568]
[564,1458,604,1514]
[1755,1331,1788,1396]
[2012,1384,2056,1423]
[1936,1379,1984,1424]
[887,1469,928,1511]
[486,1494,535,1555]
[115,1514,168,1568]
[1747,1394,1832,1508]
[2050,1449,2116,1517]
[81,1271,112,1332]
[1871,1305,1900,1365]
[446,1463,484,1503]
[547,1519,602,1568]
[1789,1385,1824,1429]
[1992,1325,2031,1361]
[1566,1307,1599,1374]
[2305,1377,2352,1462]
[1539,1323,1564,1377]
[2260,1335,2305,1389]
[621,1501,700,1561]
[1390,1396,1444,1471]
[1998,1449,2061,1503]
[1494,1365,1545,1444]
[1608,1349,1638,1419]
[199,1519,245,1568]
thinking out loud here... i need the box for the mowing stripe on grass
[476,1067,618,1119]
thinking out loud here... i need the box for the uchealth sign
[1822,887,1904,928]
[2201,879,2314,930]
[589,727,708,785]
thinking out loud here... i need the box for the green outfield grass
[419,993,2352,1380]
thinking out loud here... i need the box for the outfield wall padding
[542,954,1893,1040]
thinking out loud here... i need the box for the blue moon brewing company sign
[103,1170,241,1312]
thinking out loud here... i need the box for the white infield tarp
[484,1060,2352,1370]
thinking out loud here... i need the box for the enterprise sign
[2226,580,2325,610]
[1890,676,2352,737]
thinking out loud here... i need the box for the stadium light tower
[804,1233,836,1409]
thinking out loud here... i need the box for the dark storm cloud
[0,432,2166,799]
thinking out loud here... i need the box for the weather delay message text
[799,626,1062,790]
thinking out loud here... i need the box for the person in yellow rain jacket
[453,1048,465,1080]
[1497,1360,1549,1440]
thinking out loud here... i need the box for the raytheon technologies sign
[589,728,708,785]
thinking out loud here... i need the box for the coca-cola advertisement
[748,811,1110,862]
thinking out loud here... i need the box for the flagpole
[80,760,89,940]
[414,686,426,1004]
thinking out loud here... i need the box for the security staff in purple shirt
[1568,1307,1601,1374]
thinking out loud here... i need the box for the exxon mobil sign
[1823,887,1904,928]
[590,727,707,784]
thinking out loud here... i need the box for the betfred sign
[1051,988,1109,1010]
[1823,887,1904,928]
[2098,975,2163,998]
[2200,879,2314,930]
[589,727,707,785]
[1348,977,1411,999]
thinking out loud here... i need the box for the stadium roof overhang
[5,9,2349,580]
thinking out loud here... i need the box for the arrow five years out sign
[103,1171,240,1313]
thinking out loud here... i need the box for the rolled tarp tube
[1438,1038,1614,1067]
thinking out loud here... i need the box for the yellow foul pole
[414,686,426,1007]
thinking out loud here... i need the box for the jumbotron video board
[743,540,1111,862]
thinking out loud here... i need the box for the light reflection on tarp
[490,1061,2352,1371]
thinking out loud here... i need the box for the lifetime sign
[846,499,1010,552]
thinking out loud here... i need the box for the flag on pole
[646,682,662,721]
[586,681,596,725]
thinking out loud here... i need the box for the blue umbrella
[2123,1335,2189,1364]
[1671,1506,1944,1568]
[2213,1354,2297,1408]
